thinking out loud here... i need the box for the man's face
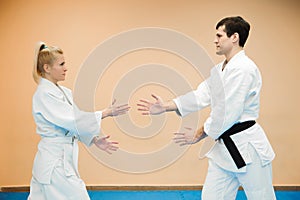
[214,25,234,56]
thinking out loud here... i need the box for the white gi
[173,51,276,199]
[28,78,102,200]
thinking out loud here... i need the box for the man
[137,16,276,199]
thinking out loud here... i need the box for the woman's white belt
[41,136,77,144]
[41,136,80,177]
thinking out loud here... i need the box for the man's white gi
[173,51,276,199]
[28,78,102,200]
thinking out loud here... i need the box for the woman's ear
[43,64,50,74]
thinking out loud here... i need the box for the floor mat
[0,190,299,200]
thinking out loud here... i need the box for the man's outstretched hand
[137,94,167,115]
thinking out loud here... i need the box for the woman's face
[45,54,67,84]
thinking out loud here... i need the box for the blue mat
[0,190,299,200]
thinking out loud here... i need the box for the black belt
[218,120,256,169]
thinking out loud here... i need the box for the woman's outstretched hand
[93,135,119,154]
[102,99,130,119]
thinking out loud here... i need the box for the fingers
[109,141,119,145]
[114,104,130,110]
[136,107,150,115]
[178,142,189,146]
[137,105,150,112]
[137,99,151,109]
[137,96,162,115]
[151,94,159,101]
[108,145,119,151]
[116,103,130,108]
[104,150,112,155]
[105,147,117,154]
[105,141,119,154]
[112,103,130,116]
[174,138,193,146]
[139,99,151,104]
[111,98,117,106]
[137,105,149,110]
[100,135,110,140]
[139,111,150,115]
[173,132,188,138]
[173,133,188,145]
[139,94,160,103]
[173,136,187,141]
[96,137,119,154]
[136,106,148,111]
[174,132,186,136]
[115,111,128,116]
[137,96,158,108]
[137,99,151,115]
[111,97,163,116]
[173,136,189,143]
[174,140,190,146]
[100,135,119,142]
[173,131,196,146]
[173,138,187,143]
[114,105,130,114]
[184,127,193,131]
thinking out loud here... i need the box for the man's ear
[43,64,50,74]
[231,32,239,44]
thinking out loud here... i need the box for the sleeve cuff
[172,98,183,117]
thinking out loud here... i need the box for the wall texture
[0,0,299,186]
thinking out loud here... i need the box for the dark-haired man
[138,16,276,199]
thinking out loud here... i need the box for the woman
[28,41,129,199]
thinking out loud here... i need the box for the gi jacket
[32,78,102,184]
[173,51,275,172]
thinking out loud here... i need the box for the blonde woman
[28,42,129,200]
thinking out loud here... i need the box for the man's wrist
[164,100,177,112]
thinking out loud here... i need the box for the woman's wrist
[101,109,109,119]
[93,135,101,144]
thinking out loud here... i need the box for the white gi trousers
[28,164,90,200]
[28,137,90,200]
[202,144,276,200]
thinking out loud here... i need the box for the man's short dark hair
[216,16,250,47]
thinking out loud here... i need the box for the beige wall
[0,0,299,186]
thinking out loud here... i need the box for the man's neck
[225,46,243,63]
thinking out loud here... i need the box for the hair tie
[40,44,48,51]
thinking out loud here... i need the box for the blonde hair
[33,41,64,84]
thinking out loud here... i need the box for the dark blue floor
[0,190,299,200]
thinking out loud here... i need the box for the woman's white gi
[28,78,102,200]
[173,51,276,199]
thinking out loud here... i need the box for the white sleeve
[34,90,102,146]
[173,80,211,117]
[204,67,255,139]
